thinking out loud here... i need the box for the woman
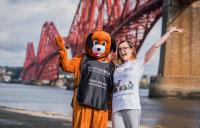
[112,27,183,128]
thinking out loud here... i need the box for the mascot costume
[55,30,116,128]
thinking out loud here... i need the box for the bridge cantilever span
[21,22,60,84]
[22,0,163,84]
[67,0,163,55]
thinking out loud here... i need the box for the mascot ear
[86,33,93,48]
[111,37,116,52]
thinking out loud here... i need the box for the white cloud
[0,0,78,66]
[0,49,25,67]
[0,32,9,42]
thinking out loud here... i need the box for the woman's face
[118,42,134,62]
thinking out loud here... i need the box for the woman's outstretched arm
[144,27,184,64]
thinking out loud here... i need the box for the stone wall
[150,1,200,98]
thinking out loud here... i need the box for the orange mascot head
[84,31,116,59]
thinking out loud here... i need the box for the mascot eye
[93,40,99,45]
[102,41,106,46]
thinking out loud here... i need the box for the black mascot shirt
[77,55,114,110]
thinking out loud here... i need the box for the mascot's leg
[72,90,108,128]
[92,107,108,128]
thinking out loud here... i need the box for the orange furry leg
[72,90,108,128]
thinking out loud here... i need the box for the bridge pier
[149,76,200,99]
[149,1,200,99]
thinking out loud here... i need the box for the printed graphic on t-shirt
[88,78,107,89]
[88,65,110,76]
[86,64,111,89]
[123,66,134,71]
[112,56,145,112]
[113,80,134,93]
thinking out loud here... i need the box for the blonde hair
[116,40,136,65]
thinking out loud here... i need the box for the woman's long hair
[116,40,136,65]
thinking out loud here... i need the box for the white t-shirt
[112,56,145,113]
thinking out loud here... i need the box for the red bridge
[21,22,60,83]
[21,0,199,92]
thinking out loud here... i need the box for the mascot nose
[97,48,101,51]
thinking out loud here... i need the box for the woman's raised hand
[169,27,184,33]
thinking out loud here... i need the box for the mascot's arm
[58,50,82,73]
[55,36,82,73]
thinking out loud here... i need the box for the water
[0,83,200,128]
[0,83,73,117]
[0,83,147,116]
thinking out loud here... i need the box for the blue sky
[0,0,162,75]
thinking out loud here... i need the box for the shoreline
[0,105,70,120]
[0,106,71,128]
[0,106,154,128]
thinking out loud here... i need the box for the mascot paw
[55,35,65,50]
